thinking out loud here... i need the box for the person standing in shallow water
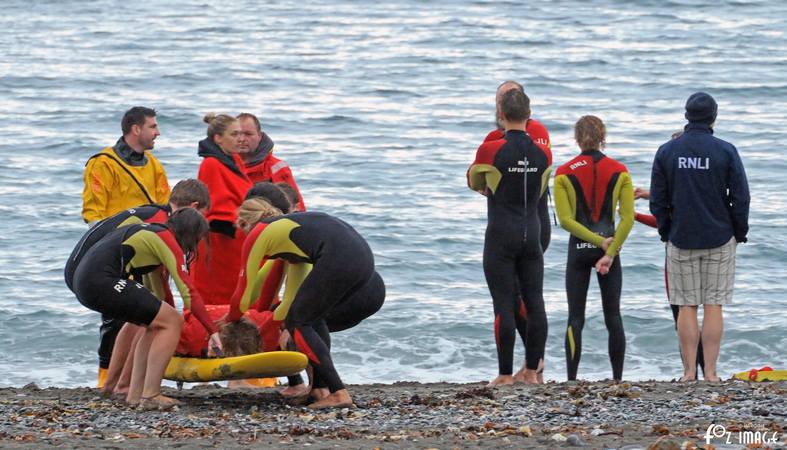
[468,89,550,387]
[553,115,634,382]
[650,92,749,382]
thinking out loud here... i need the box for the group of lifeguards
[69,108,382,410]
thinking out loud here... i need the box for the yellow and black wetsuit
[554,149,634,381]
[65,204,171,370]
[467,130,550,375]
[72,223,215,335]
[230,211,385,393]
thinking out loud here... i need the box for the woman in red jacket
[192,114,253,305]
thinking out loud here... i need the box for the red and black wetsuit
[467,130,550,375]
[65,204,171,369]
[634,212,705,375]
[554,150,634,381]
[72,223,216,335]
[242,133,306,210]
[231,212,385,393]
[193,139,253,305]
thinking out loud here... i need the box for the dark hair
[169,179,210,210]
[574,115,606,151]
[237,112,262,133]
[219,318,261,357]
[167,208,209,255]
[497,80,523,93]
[275,182,300,209]
[245,182,291,213]
[203,113,238,140]
[498,89,531,122]
[121,106,157,135]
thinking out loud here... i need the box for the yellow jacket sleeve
[553,174,606,248]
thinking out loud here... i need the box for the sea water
[0,0,785,387]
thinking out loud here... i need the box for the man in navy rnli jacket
[649,92,749,383]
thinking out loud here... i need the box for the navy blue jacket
[650,123,749,249]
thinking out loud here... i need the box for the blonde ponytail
[237,198,282,233]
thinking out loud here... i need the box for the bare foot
[310,388,330,401]
[678,373,697,382]
[99,388,115,399]
[487,375,515,387]
[308,389,353,409]
[125,394,140,407]
[704,374,721,382]
[515,359,544,384]
[519,369,541,384]
[139,394,180,411]
[280,383,311,398]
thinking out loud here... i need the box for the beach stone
[565,434,586,446]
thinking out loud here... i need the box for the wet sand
[1,380,784,449]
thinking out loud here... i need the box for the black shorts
[74,275,162,327]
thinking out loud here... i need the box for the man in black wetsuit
[468,89,550,386]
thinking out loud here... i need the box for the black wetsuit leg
[484,239,520,376]
[512,193,551,356]
[309,320,331,390]
[517,220,547,371]
[284,237,377,393]
[308,271,384,390]
[597,256,625,381]
[484,213,545,375]
[98,318,125,369]
[565,241,592,381]
[565,236,625,381]
[325,271,385,333]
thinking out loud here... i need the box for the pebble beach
[2,380,784,449]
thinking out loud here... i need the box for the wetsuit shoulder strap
[87,152,155,204]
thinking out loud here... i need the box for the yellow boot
[97,367,108,389]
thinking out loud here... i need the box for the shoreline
[1,380,784,449]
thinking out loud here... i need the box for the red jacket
[246,155,304,208]
[197,139,253,224]
[193,139,253,304]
